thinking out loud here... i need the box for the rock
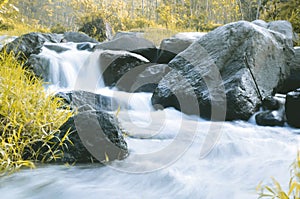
[157,32,206,64]
[255,110,285,126]
[256,94,286,126]
[100,50,149,88]
[77,42,94,51]
[94,35,158,63]
[262,96,280,110]
[267,20,295,45]
[62,31,99,43]
[0,35,17,50]
[252,20,268,28]
[113,31,144,40]
[2,32,62,61]
[152,20,294,120]
[58,110,128,163]
[280,47,300,93]
[44,44,70,53]
[285,88,300,128]
[116,63,171,92]
[55,90,119,112]
[26,54,54,83]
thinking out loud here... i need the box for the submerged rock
[255,110,285,127]
[256,94,286,127]
[152,20,294,120]
[285,88,300,128]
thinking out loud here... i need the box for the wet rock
[285,88,300,128]
[152,20,294,120]
[94,35,158,63]
[262,96,280,110]
[77,42,94,51]
[55,90,119,112]
[2,32,62,61]
[100,50,149,88]
[255,110,285,127]
[116,63,171,93]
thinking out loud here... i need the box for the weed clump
[257,151,300,199]
[0,52,73,175]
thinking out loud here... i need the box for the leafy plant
[257,151,300,199]
[0,51,73,175]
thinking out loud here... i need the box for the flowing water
[1,42,300,199]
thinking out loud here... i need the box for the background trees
[0,0,299,34]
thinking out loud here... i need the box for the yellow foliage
[0,52,73,175]
[257,151,300,199]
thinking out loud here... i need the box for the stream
[1,41,300,199]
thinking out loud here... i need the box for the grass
[257,151,300,198]
[0,22,49,37]
[129,27,195,46]
[0,51,73,175]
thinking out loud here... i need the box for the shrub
[0,52,73,175]
[78,17,107,42]
[50,23,67,34]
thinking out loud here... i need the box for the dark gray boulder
[285,88,300,128]
[280,47,300,93]
[26,54,52,83]
[255,94,286,127]
[55,90,119,112]
[62,32,99,43]
[58,110,128,163]
[2,32,62,61]
[157,32,206,64]
[255,110,285,126]
[262,96,280,110]
[94,35,158,63]
[152,20,294,120]
[100,50,149,88]
[115,63,171,93]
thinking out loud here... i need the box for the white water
[1,42,300,199]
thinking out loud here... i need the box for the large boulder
[94,35,158,63]
[58,110,128,163]
[151,21,294,120]
[100,50,149,88]
[285,88,300,128]
[280,47,300,93]
[2,32,62,61]
[157,32,206,64]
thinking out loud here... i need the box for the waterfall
[41,42,103,92]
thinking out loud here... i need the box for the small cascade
[40,42,101,92]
